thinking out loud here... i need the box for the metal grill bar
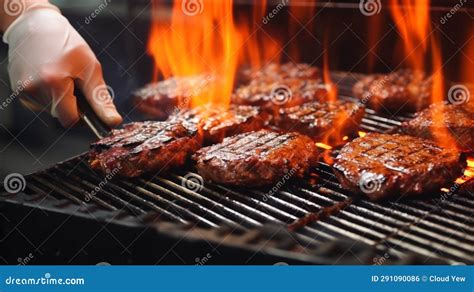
[19,73,474,265]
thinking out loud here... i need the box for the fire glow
[147,0,284,108]
[390,0,461,151]
[147,0,244,108]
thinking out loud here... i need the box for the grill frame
[1,73,473,265]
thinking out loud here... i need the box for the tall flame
[462,28,474,86]
[390,0,430,72]
[390,0,460,150]
[147,0,245,107]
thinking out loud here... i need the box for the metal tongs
[21,87,112,139]
[74,88,111,139]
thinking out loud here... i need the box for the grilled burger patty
[133,75,213,120]
[333,133,465,200]
[194,130,319,186]
[232,77,329,113]
[352,69,432,113]
[274,101,365,140]
[238,62,320,84]
[168,105,268,144]
[401,102,474,153]
[90,121,201,177]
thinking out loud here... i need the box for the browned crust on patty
[90,121,202,177]
[193,130,319,186]
[275,101,365,141]
[333,133,465,200]
[352,69,433,113]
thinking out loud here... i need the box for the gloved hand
[2,2,122,127]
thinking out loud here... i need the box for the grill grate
[13,73,474,265]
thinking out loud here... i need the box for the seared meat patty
[90,121,201,177]
[168,105,268,144]
[275,101,365,141]
[238,62,320,84]
[352,69,433,113]
[133,75,214,120]
[401,102,474,153]
[194,130,319,186]
[232,77,330,113]
[333,133,465,200]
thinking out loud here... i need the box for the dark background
[0,0,472,179]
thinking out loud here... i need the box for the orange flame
[428,35,459,150]
[147,0,245,107]
[467,158,474,168]
[390,0,461,151]
[390,0,430,72]
[322,39,338,103]
[462,28,474,85]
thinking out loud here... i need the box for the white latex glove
[3,3,122,127]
